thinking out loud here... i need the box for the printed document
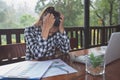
[43,59,77,77]
[0,59,77,79]
[0,61,53,79]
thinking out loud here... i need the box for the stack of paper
[0,59,77,80]
[43,59,77,77]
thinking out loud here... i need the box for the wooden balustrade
[0,25,120,49]
[89,25,119,47]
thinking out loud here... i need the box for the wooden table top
[1,47,119,80]
[42,58,120,80]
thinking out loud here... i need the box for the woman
[24,6,70,60]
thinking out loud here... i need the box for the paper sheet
[0,59,77,79]
[0,61,53,79]
[43,59,77,77]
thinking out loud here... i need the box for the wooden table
[0,48,120,80]
[42,49,120,80]
[42,58,120,80]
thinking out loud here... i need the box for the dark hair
[45,7,61,27]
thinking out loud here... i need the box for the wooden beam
[84,0,90,49]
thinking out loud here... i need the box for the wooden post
[116,25,120,32]
[84,0,90,49]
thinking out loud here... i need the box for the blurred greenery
[20,14,36,27]
[0,0,120,29]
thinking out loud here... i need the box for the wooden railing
[66,27,84,50]
[0,25,120,50]
[89,25,120,47]
[0,29,24,45]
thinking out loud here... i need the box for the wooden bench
[0,38,78,65]
[0,43,26,65]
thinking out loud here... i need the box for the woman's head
[35,6,61,27]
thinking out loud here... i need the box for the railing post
[116,25,120,32]
[84,0,90,49]
[101,27,106,45]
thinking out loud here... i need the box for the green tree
[0,0,19,29]
[0,0,7,26]
[90,0,119,26]
[20,14,36,27]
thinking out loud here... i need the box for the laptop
[71,32,120,65]
[105,32,120,65]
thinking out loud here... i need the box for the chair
[70,38,78,51]
[0,43,26,65]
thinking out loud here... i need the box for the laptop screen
[105,32,120,65]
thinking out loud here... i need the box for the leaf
[89,53,103,68]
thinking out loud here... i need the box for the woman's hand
[59,14,65,34]
[41,13,55,40]
[43,13,55,30]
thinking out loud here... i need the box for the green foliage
[0,11,6,22]
[89,53,103,68]
[90,0,119,26]
[0,0,37,29]
[20,14,36,27]
[35,0,120,27]
[0,0,120,29]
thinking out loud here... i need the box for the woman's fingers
[43,13,55,29]
[48,14,55,25]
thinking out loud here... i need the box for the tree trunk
[109,1,113,25]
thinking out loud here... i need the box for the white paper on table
[0,60,53,79]
[0,59,77,79]
[0,62,21,76]
[43,59,77,78]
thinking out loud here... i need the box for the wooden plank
[0,43,25,65]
